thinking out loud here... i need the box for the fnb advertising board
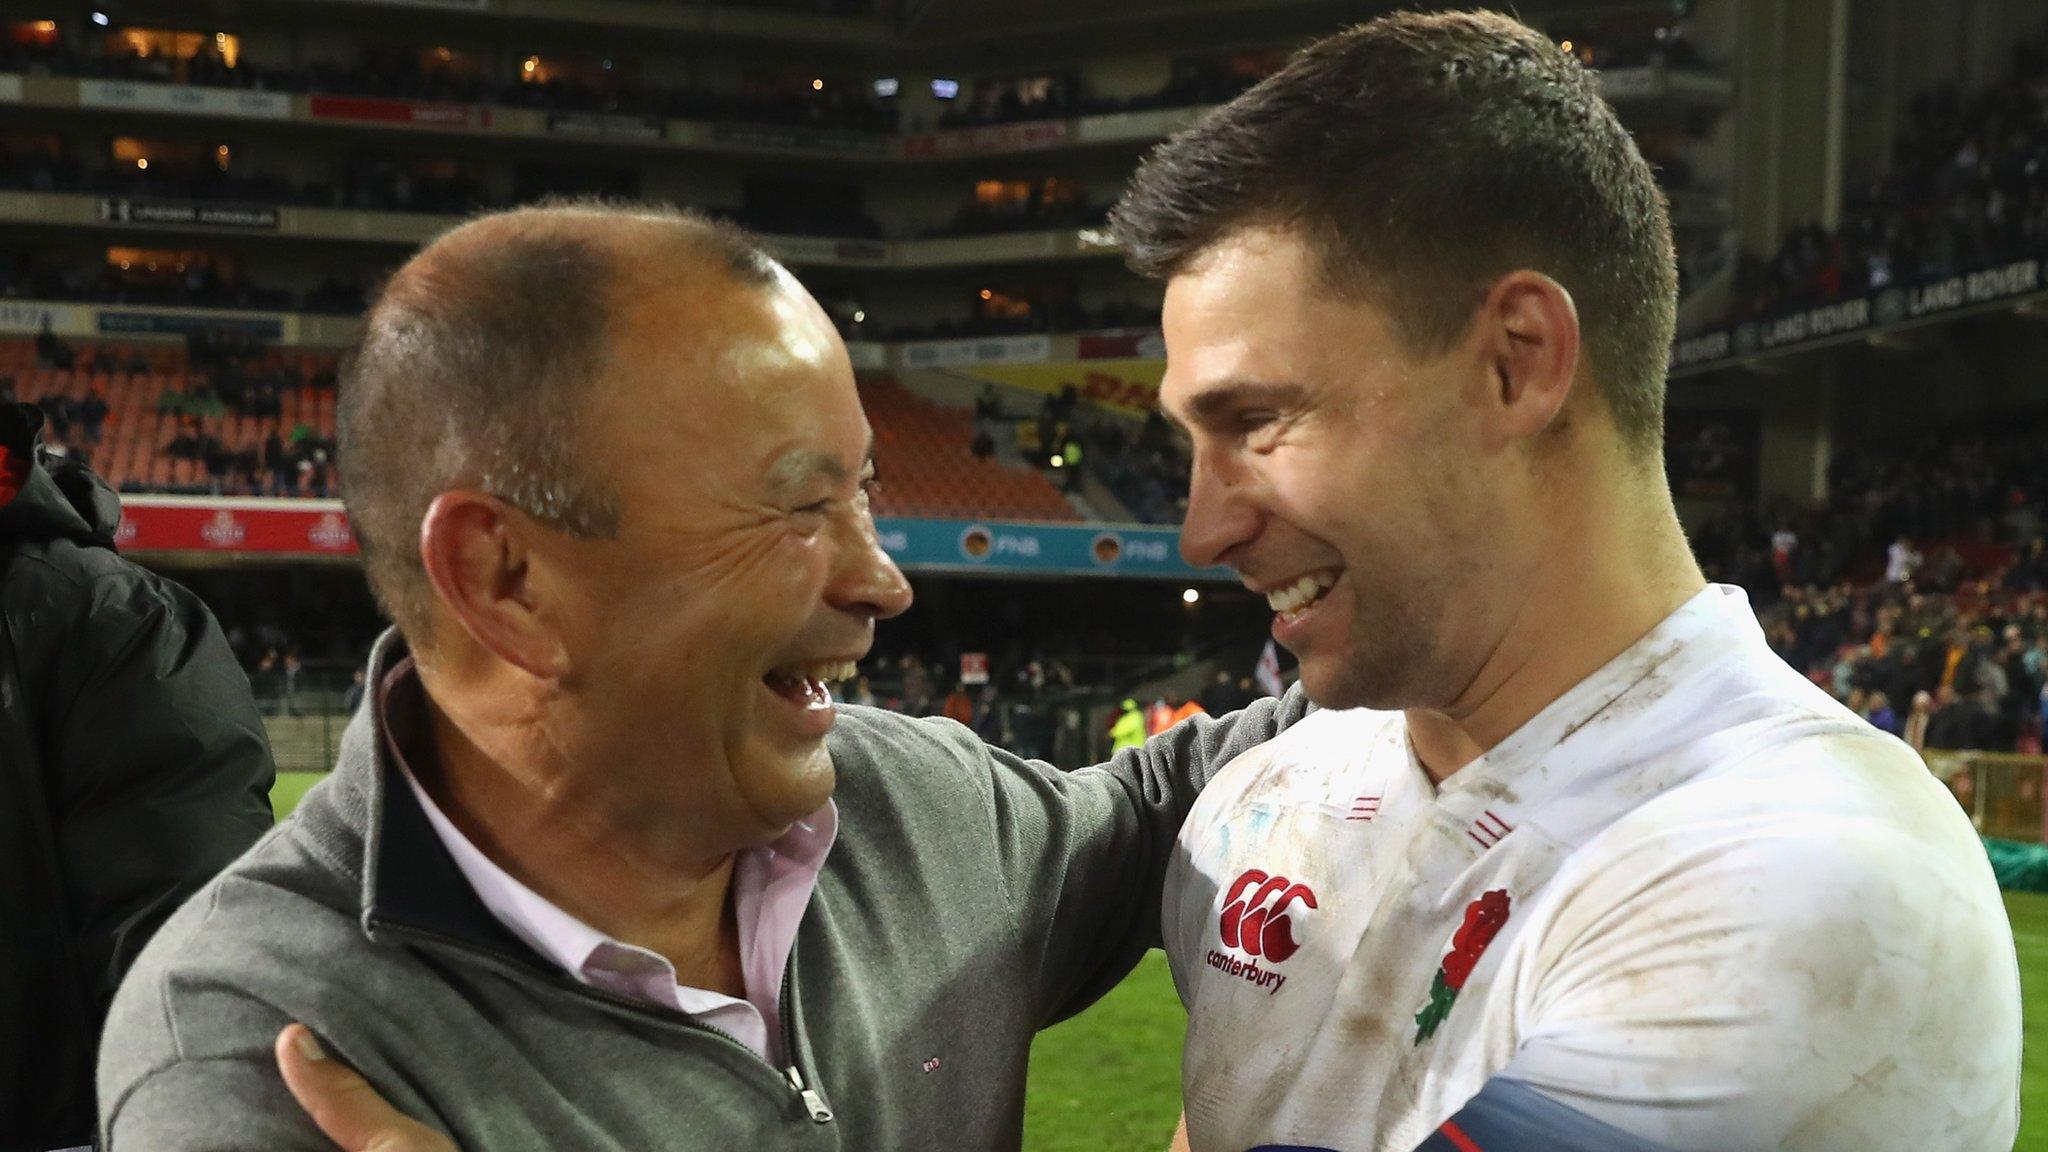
[115,500,1221,580]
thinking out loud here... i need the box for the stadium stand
[3,336,1078,518]
[1718,27,2048,327]
[859,374,1078,521]
[2,334,339,495]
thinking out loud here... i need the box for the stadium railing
[1927,749,2048,843]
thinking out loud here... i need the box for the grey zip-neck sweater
[99,632,1309,1150]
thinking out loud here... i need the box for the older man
[97,204,1307,1150]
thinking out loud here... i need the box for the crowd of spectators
[1758,582,2048,756]
[0,247,346,314]
[2,35,907,134]
[932,66,1264,131]
[0,142,1129,243]
[0,24,1285,139]
[1693,413,2048,597]
[1685,408,2048,755]
[1722,28,2048,324]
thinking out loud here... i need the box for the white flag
[1254,639,1284,698]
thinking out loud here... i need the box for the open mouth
[1264,570,1340,624]
[762,659,859,710]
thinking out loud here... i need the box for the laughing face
[542,260,912,851]
[1160,227,1528,713]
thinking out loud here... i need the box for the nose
[1178,443,1261,570]
[828,511,914,620]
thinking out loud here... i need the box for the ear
[418,491,568,680]
[1479,270,1581,444]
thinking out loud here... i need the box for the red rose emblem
[1440,888,1512,990]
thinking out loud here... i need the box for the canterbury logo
[1219,869,1317,962]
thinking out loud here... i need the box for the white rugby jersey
[1165,585,2019,1152]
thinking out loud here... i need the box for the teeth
[1265,572,1337,615]
[773,660,858,685]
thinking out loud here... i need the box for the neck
[411,673,745,997]
[1407,462,1706,783]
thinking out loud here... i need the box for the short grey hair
[336,199,778,645]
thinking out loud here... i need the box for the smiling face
[537,259,911,850]
[1161,227,1537,713]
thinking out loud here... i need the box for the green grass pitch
[269,775,2045,1151]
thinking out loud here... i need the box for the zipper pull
[785,1065,834,1123]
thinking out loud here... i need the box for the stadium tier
[3,335,1091,521]
[858,374,1078,522]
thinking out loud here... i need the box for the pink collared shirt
[380,658,835,1065]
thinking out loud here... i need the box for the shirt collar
[1407,584,1762,882]
[373,655,837,1007]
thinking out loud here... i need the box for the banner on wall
[0,300,86,336]
[703,123,890,157]
[99,311,284,339]
[1671,253,2046,374]
[961,358,1164,417]
[308,95,489,130]
[99,197,280,230]
[898,334,1052,369]
[116,499,357,556]
[545,111,664,141]
[78,79,290,120]
[899,121,1069,158]
[115,501,1218,578]
[1075,329,1164,360]
[873,517,1219,580]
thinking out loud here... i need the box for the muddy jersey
[1165,585,2019,1152]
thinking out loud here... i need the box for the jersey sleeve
[979,686,1315,1027]
[1500,798,2019,1152]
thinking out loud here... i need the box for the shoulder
[1520,729,2019,1149]
[101,825,380,1080]
[827,704,994,786]
[1534,727,2010,1044]
[1180,707,1404,844]
[4,535,208,648]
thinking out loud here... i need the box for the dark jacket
[0,403,274,1152]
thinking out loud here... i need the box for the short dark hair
[336,200,777,643]
[1110,9,1677,455]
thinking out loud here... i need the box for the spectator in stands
[1903,689,1936,751]
[0,401,273,1151]
[1110,698,1146,752]
[1886,536,1921,584]
[280,651,304,718]
[1205,669,1249,716]
[897,652,931,715]
[1144,695,1174,736]
[250,648,281,714]
[942,680,976,726]
[1866,691,1900,736]
[341,668,368,718]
